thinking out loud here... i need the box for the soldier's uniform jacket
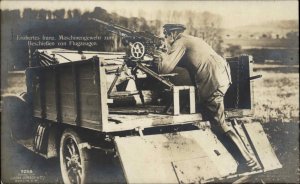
[159,33,232,102]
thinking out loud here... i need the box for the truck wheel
[60,129,90,184]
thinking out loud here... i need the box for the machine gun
[89,18,165,59]
[89,18,175,106]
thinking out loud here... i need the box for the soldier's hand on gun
[154,40,168,57]
[153,49,164,57]
[159,42,168,53]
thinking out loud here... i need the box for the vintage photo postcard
[1,1,299,183]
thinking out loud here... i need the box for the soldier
[158,24,260,171]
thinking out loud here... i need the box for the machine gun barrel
[89,18,134,37]
[89,18,166,60]
[89,18,163,46]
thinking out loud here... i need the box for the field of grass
[248,64,299,183]
[253,64,299,123]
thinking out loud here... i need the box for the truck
[2,19,282,183]
[3,48,282,184]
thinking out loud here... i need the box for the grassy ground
[253,64,299,123]
[251,64,299,183]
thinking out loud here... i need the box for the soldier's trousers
[198,89,232,134]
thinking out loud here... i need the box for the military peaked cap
[163,24,186,33]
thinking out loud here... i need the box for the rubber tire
[59,129,90,184]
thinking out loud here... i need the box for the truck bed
[27,56,255,133]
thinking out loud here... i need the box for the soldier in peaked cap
[163,24,186,33]
[158,23,260,171]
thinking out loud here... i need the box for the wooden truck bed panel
[27,57,108,131]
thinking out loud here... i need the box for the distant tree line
[1,7,223,70]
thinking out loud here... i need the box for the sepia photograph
[1,0,299,183]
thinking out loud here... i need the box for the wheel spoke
[67,161,71,167]
[67,167,73,174]
[67,145,73,155]
[76,173,81,184]
[76,161,82,169]
[77,169,82,178]
[75,167,82,184]
[71,143,76,155]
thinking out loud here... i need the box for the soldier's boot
[225,130,261,171]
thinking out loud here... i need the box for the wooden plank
[109,91,140,97]
[81,110,101,121]
[189,86,196,113]
[59,65,76,122]
[232,175,251,184]
[78,78,98,93]
[60,93,76,100]
[97,57,109,131]
[79,94,100,108]
[59,66,74,92]
[225,109,253,118]
[61,105,76,125]
[249,57,254,110]
[77,61,101,126]
[60,93,76,121]
[51,117,101,131]
[77,59,102,130]
[173,87,180,115]
[81,119,102,130]
[76,62,95,78]
[173,157,221,183]
[106,113,203,132]
[59,118,76,126]
[114,129,238,183]
[243,123,282,172]
[191,128,238,177]
[44,69,56,119]
[72,64,81,126]
[55,68,62,122]
[32,70,41,117]
[39,70,46,118]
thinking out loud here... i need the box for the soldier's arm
[158,41,186,74]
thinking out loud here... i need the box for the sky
[1,0,299,28]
